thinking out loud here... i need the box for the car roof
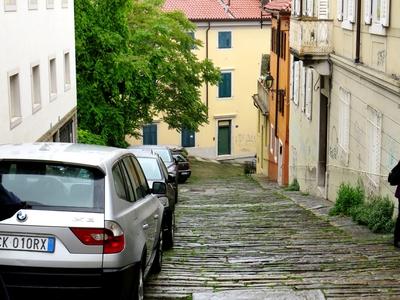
[128,145,171,150]
[128,149,159,160]
[0,143,129,168]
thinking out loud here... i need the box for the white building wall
[0,0,77,143]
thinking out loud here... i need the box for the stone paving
[145,173,400,299]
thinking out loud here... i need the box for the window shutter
[307,0,314,16]
[364,0,372,24]
[380,0,390,27]
[295,0,301,16]
[301,63,306,112]
[318,0,329,19]
[293,62,300,105]
[290,55,294,102]
[348,0,355,23]
[306,68,313,120]
[337,0,343,20]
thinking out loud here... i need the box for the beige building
[288,0,400,202]
[129,0,270,160]
[0,0,77,144]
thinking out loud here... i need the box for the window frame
[218,71,233,99]
[218,31,232,49]
[8,69,22,129]
[31,63,42,114]
[49,56,58,101]
[64,51,71,91]
[366,105,382,188]
[4,0,17,12]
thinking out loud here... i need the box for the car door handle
[143,224,149,230]
[154,214,159,220]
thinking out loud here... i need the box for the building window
[337,0,356,30]
[47,0,54,9]
[62,0,68,8]
[279,32,287,60]
[8,72,22,128]
[64,52,71,90]
[364,0,390,35]
[338,87,351,164]
[305,68,313,120]
[143,124,157,145]
[366,106,382,187]
[278,91,285,116]
[269,123,274,154]
[4,0,17,11]
[218,32,232,49]
[31,64,42,113]
[218,72,232,98]
[300,62,306,112]
[292,59,300,106]
[271,28,277,53]
[28,0,38,10]
[49,58,57,100]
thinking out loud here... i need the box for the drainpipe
[274,14,281,138]
[206,21,211,115]
[355,0,361,63]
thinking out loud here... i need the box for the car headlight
[158,196,169,207]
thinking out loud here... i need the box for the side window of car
[119,159,136,202]
[112,164,128,200]
[159,159,169,179]
[130,157,150,197]
[123,156,146,200]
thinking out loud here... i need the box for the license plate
[181,172,189,175]
[0,234,55,253]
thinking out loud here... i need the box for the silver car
[0,143,164,300]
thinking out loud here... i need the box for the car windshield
[152,149,172,163]
[137,157,163,181]
[0,161,104,212]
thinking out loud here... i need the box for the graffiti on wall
[235,134,256,153]
[328,126,339,160]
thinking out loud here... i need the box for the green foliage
[329,182,364,216]
[74,0,220,147]
[285,178,300,191]
[351,196,395,233]
[330,182,394,234]
[77,129,107,146]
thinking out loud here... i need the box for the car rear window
[137,157,163,181]
[152,149,172,163]
[0,161,104,212]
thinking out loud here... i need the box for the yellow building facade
[128,2,270,160]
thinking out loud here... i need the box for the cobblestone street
[145,162,400,299]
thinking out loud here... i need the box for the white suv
[0,143,164,300]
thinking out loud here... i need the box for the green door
[218,120,231,155]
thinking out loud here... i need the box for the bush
[329,183,364,216]
[285,179,300,191]
[78,129,107,146]
[352,196,394,233]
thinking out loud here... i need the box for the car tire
[132,265,144,300]
[151,231,163,274]
[163,212,175,250]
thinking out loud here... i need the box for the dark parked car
[128,150,176,249]
[128,145,178,202]
[172,153,191,183]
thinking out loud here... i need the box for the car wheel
[151,231,163,274]
[132,265,144,300]
[163,212,175,250]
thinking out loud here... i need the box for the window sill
[28,4,38,10]
[341,20,353,31]
[4,4,17,12]
[10,117,22,129]
[50,93,57,102]
[217,97,233,100]
[32,103,42,114]
[368,24,387,36]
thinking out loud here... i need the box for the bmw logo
[16,211,28,222]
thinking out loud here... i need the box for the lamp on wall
[264,72,274,90]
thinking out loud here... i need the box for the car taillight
[70,221,125,254]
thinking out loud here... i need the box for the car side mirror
[152,182,166,194]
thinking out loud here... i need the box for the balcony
[252,78,269,116]
[290,17,333,60]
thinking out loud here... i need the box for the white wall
[0,0,77,143]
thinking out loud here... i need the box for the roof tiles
[163,0,270,21]
[264,0,291,13]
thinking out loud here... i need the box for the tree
[75,0,220,147]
